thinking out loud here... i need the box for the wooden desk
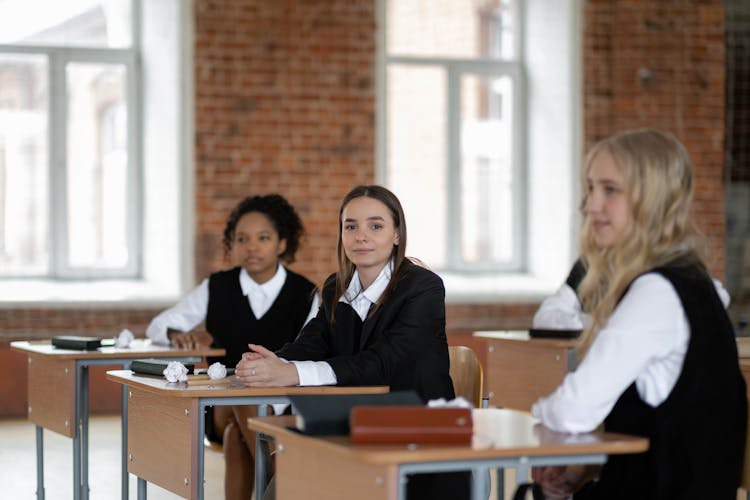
[473,331,578,410]
[106,369,389,500]
[737,337,750,360]
[11,339,223,500]
[248,408,648,500]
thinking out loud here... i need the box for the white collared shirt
[292,262,393,386]
[146,264,319,345]
[531,272,730,433]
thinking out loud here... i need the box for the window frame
[377,0,527,274]
[0,0,141,280]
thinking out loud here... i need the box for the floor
[0,415,225,500]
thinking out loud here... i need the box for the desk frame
[248,410,648,500]
[107,370,388,500]
[11,340,222,500]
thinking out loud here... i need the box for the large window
[0,0,138,279]
[0,0,188,303]
[380,0,523,272]
[379,0,581,299]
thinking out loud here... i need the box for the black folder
[529,328,582,339]
[130,358,195,376]
[51,336,103,350]
[289,390,422,435]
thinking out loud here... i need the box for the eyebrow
[343,216,386,222]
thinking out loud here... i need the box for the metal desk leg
[36,425,45,500]
[255,404,269,500]
[81,365,90,500]
[121,384,129,500]
[73,364,83,500]
[197,403,206,500]
[138,477,147,499]
[472,466,490,500]
[495,468,505,500]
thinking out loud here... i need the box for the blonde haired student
[531,129,747,499]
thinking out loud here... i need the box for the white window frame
[378,1,526,273]
[0,0,190,304]
[0,3,141,279]
[377,0,582,301]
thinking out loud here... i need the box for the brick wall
[0,0,728,415]
[584,0,727,276]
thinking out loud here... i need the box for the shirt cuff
[145,321,170,345]
[290,360,338,386]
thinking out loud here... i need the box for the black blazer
[276,260,455,402]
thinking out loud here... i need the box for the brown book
[350,406,473,444]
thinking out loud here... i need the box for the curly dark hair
[222,194,305,263]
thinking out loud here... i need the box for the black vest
[205,267,316,366]
[578,263,747,500]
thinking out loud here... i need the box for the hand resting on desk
[235,343,300,387]
[168,329,214,350]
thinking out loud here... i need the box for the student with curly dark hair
[146,193,318,500]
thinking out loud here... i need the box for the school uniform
[532,260,747,499]
[146,265,318,440]
[206,266,317,366]
[147,265,318,365]
[277,259,470,500]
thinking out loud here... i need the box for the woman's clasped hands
[235,343,300,387]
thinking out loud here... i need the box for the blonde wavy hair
[577,129,704,354]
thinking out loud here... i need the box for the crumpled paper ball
[207,362,227,380]
[163,361,189,383]
[115,328,134,348]
[426,396,473,409]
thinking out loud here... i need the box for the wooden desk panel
[128,387,200,498]
[475,331,576,411]
[28,356,76,437]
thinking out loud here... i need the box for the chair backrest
[448,345,484,408]
[739,360,750,494]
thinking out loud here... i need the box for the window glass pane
[0,54,49,276]
[460,74,514,265]
[67,61,128,269]
[0,0,132,48]
[387,0,515,59]
[386,64,447,268]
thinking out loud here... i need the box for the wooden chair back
[448,345,484,408]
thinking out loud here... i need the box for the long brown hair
[330,185,408,321]
[577,129,703,354]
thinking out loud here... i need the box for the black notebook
[529,328,582,339]
[51,336,103,350]
[289,391,423,436]
[130,358,195,376]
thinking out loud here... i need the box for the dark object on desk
[289,390,422,435]
[130,358,195,376]
[529,328,582,339]
[350,406,472,444]
[51,335,103,350]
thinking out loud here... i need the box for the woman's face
[584,150,632,249]
[341,196,399,276]
[230,211,286,284]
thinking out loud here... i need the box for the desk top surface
[10,338,224,360]
[106,369,389,398]
[247,408,648,464]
